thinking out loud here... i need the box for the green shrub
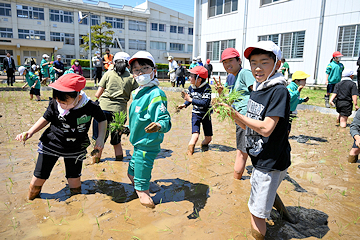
[70,59,90,67]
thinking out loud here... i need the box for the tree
[81,22,114,56]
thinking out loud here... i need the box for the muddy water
[0,90,359,240]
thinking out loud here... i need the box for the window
[129,39,146,50]
[79,35,86,45]
[188,27,193,35]
[150,41,166,50]
[17,5,44,20]
[129,20,147,31]
[188,44,193,53]
[261,0,282,6]
[206,39,235,61]
[0,28,13,38]
[111,38,125,49]
[105,17,124,29]
[178,26,184,34]
[50,9,73,23]
[151,23,158,31]
[50,32,74,45]
[18,29,45,40]
[258,31,305,59]
[63,55,74,66]
[170,43,185,52]
[209,0,238,18]
[91,15,100,26]
[0,3,11,16]
[337,24,360,58]
[170,25,177,33]
[159,24,165,32]
[65,33,75,45]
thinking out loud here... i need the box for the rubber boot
[251,225,265,240]
[115,155,123,161]
[28,184,42,200]
[324,95,330,108]
[348,155,358,163]
[187,144,195,156]
[70,186,81,195]
[273,193,298,224]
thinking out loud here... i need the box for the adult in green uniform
[92,51,138,163]
[325,51,344,108]
[128,51,171,209]
[40,54,52,85]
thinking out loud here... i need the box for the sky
[83,0,195,17]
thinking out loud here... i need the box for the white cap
[114,52,131,62]
[244,41,282,60]
[31,64,37,70]
[167,56,173,60]
[56,55,61,59]
[197,56,201,60]
[342,69,354,77]
[18,66,26,75]
[129,51,156,67]
[42,54,49,58]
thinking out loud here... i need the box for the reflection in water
[152,178,209,219]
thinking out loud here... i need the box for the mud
[0,90,359,240]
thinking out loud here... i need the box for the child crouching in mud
[177,66,213,155]
[15,73,107,200]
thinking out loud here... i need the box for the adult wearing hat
[53,55,64,79]
[214,47,255,180]
[40,54,53,85]
[325,51,344,108]
[168,56,178,87]
[92,51,104,87]
[92,51,138,163]
[330,69,358,128]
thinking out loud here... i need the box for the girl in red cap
[178,66,213,155]
[15,73,107,200]
[325,51,344,108]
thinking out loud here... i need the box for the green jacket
[287,81,305,111]
[25,71,40,89]
[326,60,344,84]
[231,68,255,115]
[129,85,171,151]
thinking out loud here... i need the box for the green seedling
[336,221,349,236]
[9,216,18,231]
[109,111,127,133]
[318,171,324,179]
[131,237,141,240]
[324,193,334,201]
[309,174,313,184]
[158,226,173,233]
[339,190,346,196]
[95,217,100,230]
[124,206,133,221]
[46,198,52,212]
[194,208,202,220]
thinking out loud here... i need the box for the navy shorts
[30,88,40,96]
[93,110,126,145]
[327,83,336,94]
[191,112,213,136]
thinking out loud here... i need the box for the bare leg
[201,136,212,146]
[30,94,33,100]
[114,142,123,160]
[187,133,199,155]
[30,176,46,186]
[68,177,81,195]
[36,95,41,101]
[339,115,348,128]
[234,150,248,180]
[136,189,155,208]
[349,148,360,163]
[250,214,266,238]
[28,176,46,200]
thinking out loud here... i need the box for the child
[177,66,212,155]
[15,73,107,200]
[329,69,358,128]
[49,66,56,83]
[40,54,52,85]
[63,67,75,75]
[287,71,310,132]
[325,51,344,108]
[19,66,41,101]
[348,109,360,163]
[216,41,293,239]
[128,51,171,208]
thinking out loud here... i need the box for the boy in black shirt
[16,74,107,200]
[330,69,358,128]
[178,66,212,155]
[216,41,291,239]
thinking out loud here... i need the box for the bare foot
[136,190,155,208]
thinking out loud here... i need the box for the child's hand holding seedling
[15,131,33,145]
[177,104,186,110]
[145,122,161,133]
[181,90,192,102]
[213,76,224,94]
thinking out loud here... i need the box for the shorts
[248,167,287,219]
[336,100,352,117]
[93,110,126,145]
[170,73,176,82]
[30,88,40,96]
[191,112,213,136]
[236,124,246,153]
[34,153,83,179]
[327,83,336,94]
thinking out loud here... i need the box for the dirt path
[0,89,359,240]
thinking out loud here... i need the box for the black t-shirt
[40,99,106,154]
[245,84,291,172]
[334,79,358,103]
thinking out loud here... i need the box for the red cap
[333,51,343,58]
[206,59,210,64]
[48,73,86,92]
[188,66,208,79]
[221,48,240,62]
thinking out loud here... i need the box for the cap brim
[244,47,255,59]
[48,82,77,92]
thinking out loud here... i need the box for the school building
[0,0,193,67]
[193,0,360,84]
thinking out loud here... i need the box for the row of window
[206,39,236,61]
[151,23,193,35]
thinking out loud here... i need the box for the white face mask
[135,70,154,86]
[75,62,79,65]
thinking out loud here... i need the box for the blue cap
[95,51,100,54]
